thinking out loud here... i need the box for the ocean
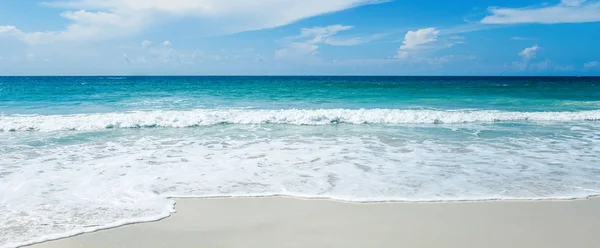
[1,76,600,247]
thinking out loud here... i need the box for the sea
[1,76,600,247]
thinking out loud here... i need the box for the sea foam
[2,109,600,132]
[2,125,600,247]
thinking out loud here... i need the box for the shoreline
[169,193,600,203]
[18,195,600,248]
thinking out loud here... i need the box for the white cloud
[322,37,366,46]
[163,40,172,46]
[45,0,386,17]
[1,10,146,44]
[562,0,588,7]
[2,0,386,44]
[584,61,600,68]
[395,28,438,59]
[511,45,550,71]
[275,25,354,60]
[481,0,600,24]
[141,40,151,48]
[0,26,20,35]
[399,28,439,50]
[297,25,354,39]
[324,33,385,46]
[518,44,540,60]
[393,27,469,65]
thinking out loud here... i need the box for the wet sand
[28,196,600,248]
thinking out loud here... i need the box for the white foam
[1,125,600,247]
[1,109,600,132]
[2,209,174,248]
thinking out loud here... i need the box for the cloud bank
[481,0,600,24]
[1,0,387,44]
[275,25,355,60]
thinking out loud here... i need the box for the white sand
[28,196,600,248]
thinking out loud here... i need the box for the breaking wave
[2,109,600,132]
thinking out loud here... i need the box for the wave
[2,109,600,132]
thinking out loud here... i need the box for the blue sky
[1,0,600,75]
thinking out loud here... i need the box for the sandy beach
[26,196,600,248]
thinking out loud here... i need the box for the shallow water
[1,76,600,247]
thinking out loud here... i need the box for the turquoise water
[1,76,600,247]
[2,76,600,115]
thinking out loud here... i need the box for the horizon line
[1,75,599,77]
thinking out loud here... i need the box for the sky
[1,0,600,75]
